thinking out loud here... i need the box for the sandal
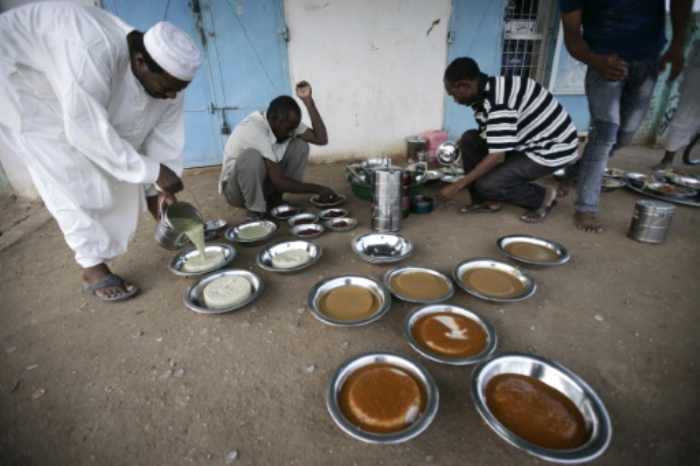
[82,273,140,303]
[520,200,557,223]
[459,203,502,214]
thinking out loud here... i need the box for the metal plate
[326,352,439,444]
[291,223,325,239]
[604,167,626,178]
[256,240,321,273]
[383,266,454,304]
[307,275,391,327]
[471,352,612,464]
[404,304,497,365]
[324,217,358,232]
[224,220,277,244]
[270,204,301,220]
[496,235,570,267]
[288,212,320,228]
[319,208,350,221]
[602,177,626,191]
[183,269,264,314]
[666,173,700,190]
[645,181,698,198]
[453,258,536,303]
[352,232,414,264]
[169,243,236,277]
[310,193,347,208]
[625,181,700,208]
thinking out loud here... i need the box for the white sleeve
[50,39,161,185]
[142,97,185,177]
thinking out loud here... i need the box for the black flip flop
[459,203,502,214]
[520,200,558,224]
[82,273,140,303]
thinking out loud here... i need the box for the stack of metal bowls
[372,168,402,232]
[628,200,675,244]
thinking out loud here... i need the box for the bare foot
[574,211,605,233]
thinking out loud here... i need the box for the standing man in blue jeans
[559,0,692,233]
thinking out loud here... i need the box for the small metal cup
[155,201,204,250]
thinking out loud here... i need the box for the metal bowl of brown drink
[496,235,570,267]
[270,204,301,220]
[288,212,320,228]
[383,266,454,304]
[319,208,349,221]
[291,222,325,239]
[453,258,536,303]
[324,217,358,232]
[307,275,391,327]
[471,352,612,464]
[326,351,439,444]
[404,304,497,365]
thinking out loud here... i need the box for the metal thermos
[155,201,204,250]
[372,168,402,232]
[627,200,675,244]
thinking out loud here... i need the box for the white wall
[284,0,451,161]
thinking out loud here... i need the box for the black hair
[267,95,301,123]
[127,30,166,75]
[444,57,481,82]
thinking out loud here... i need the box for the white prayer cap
[143,22,202,81]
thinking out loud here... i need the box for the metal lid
[636,199,675,213]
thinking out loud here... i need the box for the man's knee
[589,120,620,147]
[473,176,501,199]
[287,138,310,160]
[236,149,267,177]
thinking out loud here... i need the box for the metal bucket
[628,200,674,244]
[155,201,205,250]
[372,168,402,232]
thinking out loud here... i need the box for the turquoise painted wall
[443,0,508,140]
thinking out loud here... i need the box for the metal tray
[326,352,439,444]
[496,235,570,267]
[256,240,321,273]
[471,352,612,464]
[453,258,536,303]
[184,269,264,314]
[169,243,236,277]
[626,181,700,208]
[383,266,454,304]
[404,304,497,365]
[307,275,391,327]
[224,220,278,244]
[645,181,698,198]
[351,232,414,264]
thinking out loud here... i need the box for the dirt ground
[1,146,699,466]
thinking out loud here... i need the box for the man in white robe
[0,3,201,301]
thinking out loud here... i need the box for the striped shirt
[473,76,579,167]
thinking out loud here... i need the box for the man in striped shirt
[439,57,579,223]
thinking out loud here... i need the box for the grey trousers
[222,138,310,213]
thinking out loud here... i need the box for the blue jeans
[575,60,658,213]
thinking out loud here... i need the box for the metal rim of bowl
[310,193,347,207]
[496,235,570,267]
[602,178,627,190]
[667,173,700,190]
[383,266,454,304]
[403,304,497,366]
[183,269,264,315]
[645,181,698,198]
[453,257,537,303]
[324,217,358,232]
[471,352,613,464]
[256,239,322,273]
[319,208,350,221]
[224,220,278,244]
[287,212,321,228]
[306,275,392,327]
[168,243,237,277]
[351,232,414,264]
[291,222,325,239]
[270,204,301,220]
[326,351,440,444]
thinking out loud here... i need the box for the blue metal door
[102,0,290,168]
